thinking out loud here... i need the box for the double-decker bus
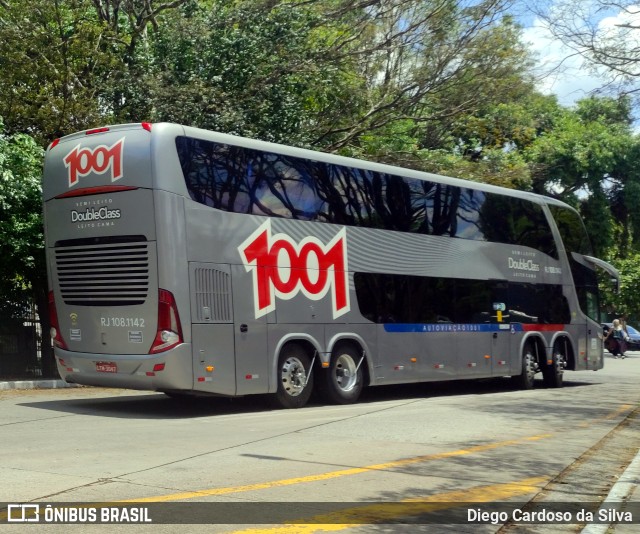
[43,122,619,408]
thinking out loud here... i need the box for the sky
[521,21,603,106]
[515,1,640,107]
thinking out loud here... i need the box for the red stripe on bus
[520,324,566,332]
[55,185,138,198]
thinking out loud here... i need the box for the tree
[427,92,565,189]
[535,0,640,100]
[520,96,638,257]
[599,253,640,324]
[140,0,354,145]
[312,1,533,152]
[0,0,188,144]
[0,0,114,143]
[0,120,52,374]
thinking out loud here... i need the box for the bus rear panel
[44,124,192,391]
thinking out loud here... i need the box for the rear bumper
[54,344,193,391]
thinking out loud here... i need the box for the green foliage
[575,96,634,127]
[508,95,640,260]
[623,178,640,253]
[0,1,639,320]
[0,0,125,143]
[453,93,564,154]
[600,253,640,324]
[580,189,614,258]
[143,0,352,145]
[0,119,45,316]
[524,107,631,196]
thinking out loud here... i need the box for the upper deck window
[176,136,558,258]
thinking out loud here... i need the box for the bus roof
[179,123,573,211]
[47,121,575,213]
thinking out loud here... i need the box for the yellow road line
[227,476,549,534]
[117,434,552,503]
[578,404,632,427]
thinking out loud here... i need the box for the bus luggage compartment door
[454,327,503,378]
[189,262,236,395]
[231,264,269,395]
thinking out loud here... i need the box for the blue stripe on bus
[382,323,567,333]
[383,323,520,333]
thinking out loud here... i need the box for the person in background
[605,318,628,359]
[620,314,630,339]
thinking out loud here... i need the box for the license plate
[96,362,117,373]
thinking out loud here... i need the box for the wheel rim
[554,352,565,374]
[281,356,307,397]
[334,353,358,392]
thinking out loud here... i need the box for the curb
[581,447,640,533]
[0,380,80,390]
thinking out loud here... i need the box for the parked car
[602,323,640,353]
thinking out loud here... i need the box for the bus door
[560,256,604,370]
[491,281,512,376]
[574,258,606,370]
[490,324,512,376]
[231,264,270,395]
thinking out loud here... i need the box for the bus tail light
[150,289,183,354]
[48,291,68,350]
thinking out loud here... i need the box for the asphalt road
[1,352,639,533]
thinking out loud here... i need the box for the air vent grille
[194,267,232,322]
[55,239,149,306]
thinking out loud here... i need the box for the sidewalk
[507,403,640,534]
[582,448,640,533]
[0,379,78,390]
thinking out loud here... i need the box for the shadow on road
[17,373,599,420]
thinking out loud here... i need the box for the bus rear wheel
[319,344,364,404]
[515,344,537,390]
[274,343,314,409]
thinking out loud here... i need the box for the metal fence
[0,302,57,380]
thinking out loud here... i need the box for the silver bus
[43,122,619,408]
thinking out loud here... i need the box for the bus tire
[542,347,564,388]
[320,343,364,404]
[515,344,536,390]
[274,343,314,409]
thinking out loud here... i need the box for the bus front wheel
[319,343,364,404]
[274,343,314,409]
